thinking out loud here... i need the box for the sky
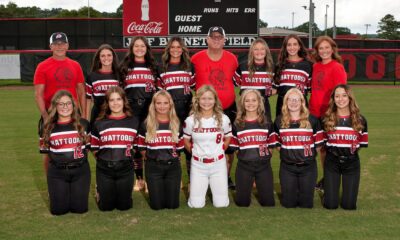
[3,0,400,34]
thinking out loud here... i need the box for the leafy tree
[116,4,123,17]
[258,19,268,28]
[293,21,320,35]
[377,14,400,40]
[325,27,351,36]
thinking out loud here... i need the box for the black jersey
[39,119,90,165]
[137,121,184,161]
[158,63,195,101]
[274,115,324,164]
[91,115,139,162]
[324,115,368,156]
[124,61,158,100]
[274,59,312,96]
[86,71,119,107]
[230,120,277,162]
[234,62,274,97]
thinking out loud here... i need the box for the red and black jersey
[229,120,277,162]
[324,115,368,156]
[91,115,139,162]
[86,71,119,107]
[274,115,324,164]
[274,59,312,96]
[137,121,184,161]
[234,62,274,97]
[39,119,90,165]
[123,61,158,100]
[158,63,195,100]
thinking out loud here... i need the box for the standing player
[274,34,312,117]
[229,90,277,207]
[159,37,194,182]
[191,26,238,189]
[34,32,86,174]
[40,90,90,215]
[183,85,232,208]
[309,36,347,190]
[323,84,368,210]
[119,36,159,191]
[86,44,120,126]
[91,86,139,211]
[137,90,184,210]
[274,88,324,208]
[234,38,275,121]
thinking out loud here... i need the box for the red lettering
[342,54,356,79]
[366,54,385,80]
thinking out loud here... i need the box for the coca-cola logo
[127,21,163,34]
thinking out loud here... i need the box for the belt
[148,158,177,165]
[98,160,132,168]
[193,154,224,164]
[284,161,308,167]
[52,161,84,169]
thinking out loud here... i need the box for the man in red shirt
[192,26,238,189]
[34,32,86,174]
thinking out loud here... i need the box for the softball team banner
[122,0,259,48]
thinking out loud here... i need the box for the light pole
[333,0,336,38]
[325,4,329,35]
[365,24,371,37]
[292,12,295,29]
[302,0,315,48]
[87,0,90,18]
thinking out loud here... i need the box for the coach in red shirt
[34,32,86,173]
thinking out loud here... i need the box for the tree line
[2,2,399,40]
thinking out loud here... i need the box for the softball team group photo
[35,27,368,216]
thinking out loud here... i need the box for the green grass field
[0,87,399,240]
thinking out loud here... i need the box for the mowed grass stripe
[0,87,399,240]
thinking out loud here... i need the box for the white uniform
[183,114,232,208]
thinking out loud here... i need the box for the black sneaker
[228,177,236,190]
[315,178,324,192]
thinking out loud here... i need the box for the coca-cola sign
[127,21,164,34]
[123,0,169,36]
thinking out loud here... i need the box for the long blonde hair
[145,90,180,143]
[281,88,311,129]
[191,85,224,129]
[235,89,267,128]
[247,38,274,79]
[323,84,364,132]
[42,90,88,148]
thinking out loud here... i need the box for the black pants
[223,102,237,155]
[145,159,182,210]
[96,160,134,211]
[47,161,91,215]
[235,160,275,207]
[130,98,152,178]
[323,153,360,210]
[279,160,317,208]
[263,97,272,122]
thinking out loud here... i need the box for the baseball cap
[49,32,68,44]
[208,26,226,37]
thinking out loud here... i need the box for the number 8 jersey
[183,114,232,158]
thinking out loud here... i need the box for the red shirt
[309,60,347,118]
[191,50,238,109]
[34,57,84,109]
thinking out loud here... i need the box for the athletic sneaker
[228,176,236,190]
[315,178,324,192]
[134,178,145,192]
